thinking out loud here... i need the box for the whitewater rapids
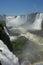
[0,40,19,65]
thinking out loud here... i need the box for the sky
[0,0,43,15]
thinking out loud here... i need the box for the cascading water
[6,13,43,32]
[30,13,43,30]
[0,13,43,36]
[0,12,43,65]
[0,40,19,65]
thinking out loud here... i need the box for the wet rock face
[0,22,13,52]
[0,32,13,52]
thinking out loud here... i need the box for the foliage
[0,20,5,26]
[0,20,5,33]
[11,36,28,52]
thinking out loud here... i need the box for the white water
[0,40,19,65]
[6,13,43,32]
[0,13,43,65]
[0,13,43,37]
[29,13,42,30]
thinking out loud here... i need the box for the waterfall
[6,13,43,34]
[0,12,43,65]
[0,40,19,65]
[0,13,43,36]
[30,13,43,30]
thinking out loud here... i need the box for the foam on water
[0,40,19,65]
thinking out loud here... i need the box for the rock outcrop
[0,20,13,52]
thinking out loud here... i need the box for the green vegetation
[0,20,4,36]
[11,36,28,60]
[0,20,13,52]
[0,20,28,61]
[0,20,5,26]
[11,36,28,52]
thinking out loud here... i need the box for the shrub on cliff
[12,36,28,52]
